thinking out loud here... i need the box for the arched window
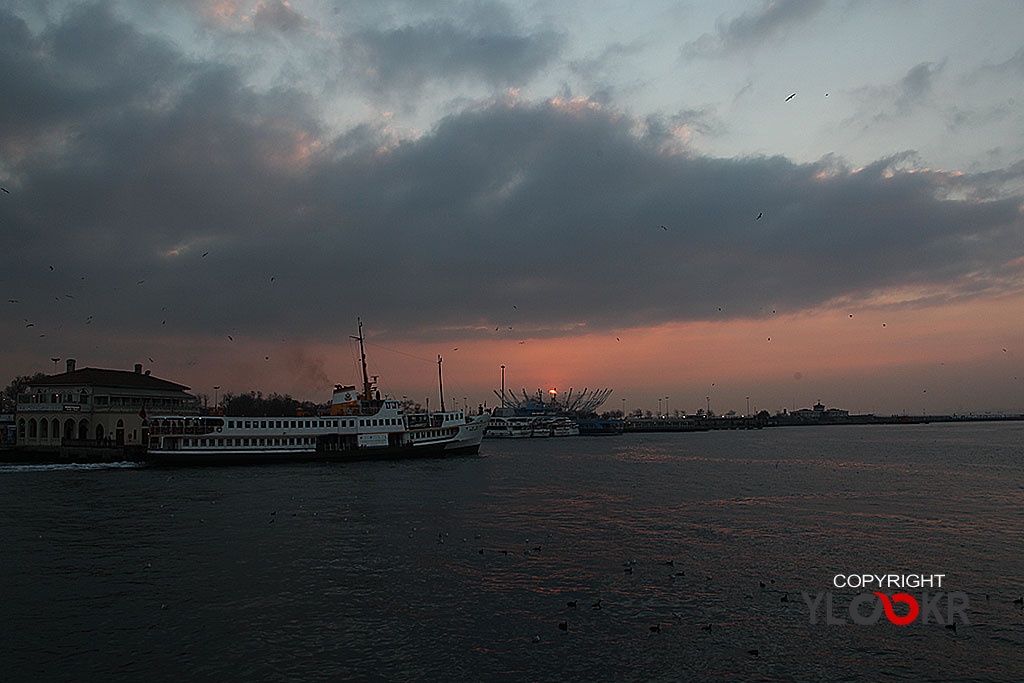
[51,419,60,440]
[18,419,26,438]
[78,420,89,440]
[95,424,105,441]
[64,418,75,441]
[28,419,37,438]
[40,419,49,440]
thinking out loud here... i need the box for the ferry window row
[222,418,403,428]
[361,418,401,427]
[226,419,356,429]
[417,428,456,439]
[184,437,315,447]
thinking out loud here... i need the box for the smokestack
[66,359,76,373]
[135,363,143,374]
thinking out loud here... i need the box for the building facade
[15,359,198,450]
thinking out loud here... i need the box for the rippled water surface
[3,422,1024,681]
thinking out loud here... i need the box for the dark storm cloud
[0,3,191,165]
[0,4,322,313]
[326,0,530,33]
[350,21,562,95]
[2,3,1023,350]
[253,0,306,34]
[682,0,825,58]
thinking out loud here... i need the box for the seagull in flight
[785,93,796,102]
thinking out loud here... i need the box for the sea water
[3,422,1023,681]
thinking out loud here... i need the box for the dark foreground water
[3,422,1024,681]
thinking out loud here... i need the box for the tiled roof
[30,368,191,392]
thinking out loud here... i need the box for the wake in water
[0,461,147,473]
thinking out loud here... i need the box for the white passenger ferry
[145,322,488,464]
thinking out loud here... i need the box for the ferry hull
[144,441,480,466]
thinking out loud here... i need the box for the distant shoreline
[622,413,1024,433]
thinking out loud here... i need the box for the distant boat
[484,410,579,438]
[145,320,488,464]
[484,414,534,439]
[549,416,580,437]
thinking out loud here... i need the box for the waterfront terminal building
[14,359,198,457]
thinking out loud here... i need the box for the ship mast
[437,354,445,412]
[350,318,373,400]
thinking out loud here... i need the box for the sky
[2,0,1023,416]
